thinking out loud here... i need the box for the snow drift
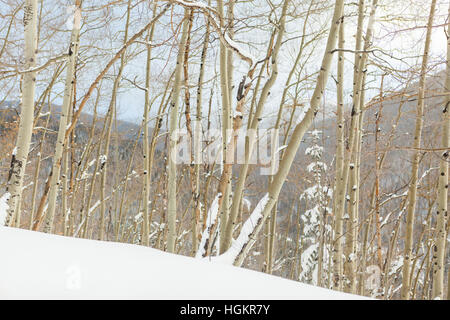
[0,227,366,299]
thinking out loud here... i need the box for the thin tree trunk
[217,0,232,249]
[374,76,384,270]
[192,1,211,254]
[401,0,436,300]
[28,64,63,229]
[98,0,131,241]
[332,14,346,291]
[332,0,365,290]
[167,9,190,253]
[5,0,38,227]
[432,2,450,300]
[142,3,157,246]
[43,0,82,233]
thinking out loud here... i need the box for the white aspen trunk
[343,110,361,293]
[432,2,450,300]
[374,76,384,270]
[401,0,436,300]
[223,0,235,247]
[5,0,38,227]
[266,204,277,274]
[167,10,190,253]
[44,0,82,233]
[226,0,235,106]
[192,0,211,253]
[333,0,368,291]
[341,0,377,292]
[332,14,346,291]
[142,3,157,247]
[62,88,75,236]
[217,0,232,246]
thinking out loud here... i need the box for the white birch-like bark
[142,3,157,247]
[432,2,449,300]
[5,0,38,227]
[401,0,436,300]
[332,14,346,291]
[332,0,366,290]
[44,0,82,233]
[192,0,211,253]
[217,0,232,247]
[167,10,190,253]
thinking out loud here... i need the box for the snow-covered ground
[0,227,367,299]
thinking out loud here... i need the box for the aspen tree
[192,0,211,253]
[344,70,367,294]
[231,0,345,267]
[31,3,171,231]
[374,75,384,269]
[143,76,175,242]
[61,89,74,236]
[448,259,450,299]
[66,86,101,236]
[217,0,232,245]
[142,3,158,246]
[260,4,290,274]
[344,0,378,290]
[167,9,190,253]
[80,111,110,238]
[28,64,64,229]
[64,4,170,142]
[226,0,235,106]
[5,0,38,227]
[432,2,450,300]
[401,0,436,300]
[43,0,82,233]
[222,0,290,254]
[332,0,365,290]
[340,0,377,293]
[115,125,144,240]
[98,0,132,241]
[181,9,196,252]
[263,2,316,273]
[222,0,235,246]
[332,14,345,291]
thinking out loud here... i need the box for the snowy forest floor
[0,227,367,299]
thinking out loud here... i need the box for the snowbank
[0,192,10,225]
[0,227,367,299]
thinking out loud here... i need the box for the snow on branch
[174,0,210,9]
[170,0,256,69]
[195,193,221,258]
[223,33,256,68]
[206,194,269,265]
